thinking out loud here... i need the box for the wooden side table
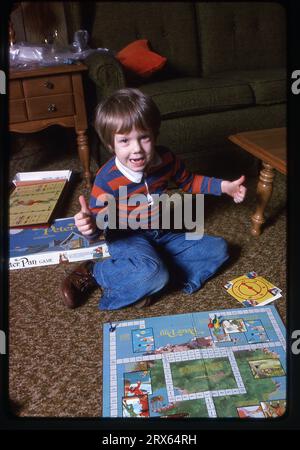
[229,128,287,236]
[9,63,92,187]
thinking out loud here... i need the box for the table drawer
[10,81,23,99]
[26,94,75,120]
[23,74,72,97]
[9,100,28,123]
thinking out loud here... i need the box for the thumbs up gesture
[74,195,97,235]
[221,175,247,203]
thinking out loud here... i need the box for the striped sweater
[89,146,223,229]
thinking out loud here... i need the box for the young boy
[61,88,246,310]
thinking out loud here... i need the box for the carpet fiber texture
[8,130,286,417]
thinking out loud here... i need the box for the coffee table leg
[251,162,274,236]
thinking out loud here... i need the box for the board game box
[9,217,110,270]
[103,305,286,418]
[9,170,72,228]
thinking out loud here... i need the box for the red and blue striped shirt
[90,146,222,229]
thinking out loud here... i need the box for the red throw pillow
[116,39,167,78]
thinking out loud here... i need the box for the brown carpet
[8,129,286,417]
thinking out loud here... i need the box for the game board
[102,305,286,418]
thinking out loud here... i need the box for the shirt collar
[115,157,143,183]
[115,152,162,183]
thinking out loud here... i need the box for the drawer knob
[47,103,57,112]
[44,81,54,89]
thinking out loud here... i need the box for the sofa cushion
[209,69,286,105]
[195,2,286,76]
[140,77,254,119]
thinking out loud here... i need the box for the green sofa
[64,1,286,171]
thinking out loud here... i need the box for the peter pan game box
[9,217,110,270]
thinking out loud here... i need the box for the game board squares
[211,391,219,397]
[196,350,204,358]
[218,390,227,396]
[188,350,196,358]
[121,357,130,363]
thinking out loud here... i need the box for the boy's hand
[221,175,247,203]
[74,195,97,235]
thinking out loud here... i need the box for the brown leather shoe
[61,261,98,309]
[133,296,155,309]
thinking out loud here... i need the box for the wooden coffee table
[229,127,287,236]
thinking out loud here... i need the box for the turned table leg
[76,130,92,188]
[251,162,275,236]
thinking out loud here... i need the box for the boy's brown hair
[94,88,161,152]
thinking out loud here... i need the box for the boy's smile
[113,127,155,172]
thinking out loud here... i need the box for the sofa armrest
[84,51,126,98]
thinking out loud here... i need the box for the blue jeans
[93,229,229,310]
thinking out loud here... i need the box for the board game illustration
[9,179,67,227]
[103,305,286,418]
[224,272,282,307]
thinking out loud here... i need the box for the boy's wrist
[221,180,229,195]
[85,227,102,240]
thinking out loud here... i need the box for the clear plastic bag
[9,43,46,65]
[9,30,111,69]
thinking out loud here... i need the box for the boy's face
[112,127,156,172]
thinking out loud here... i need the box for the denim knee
[141,257,170,295]
[213,237,229,261]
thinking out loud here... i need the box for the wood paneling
[11,2,68,45]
